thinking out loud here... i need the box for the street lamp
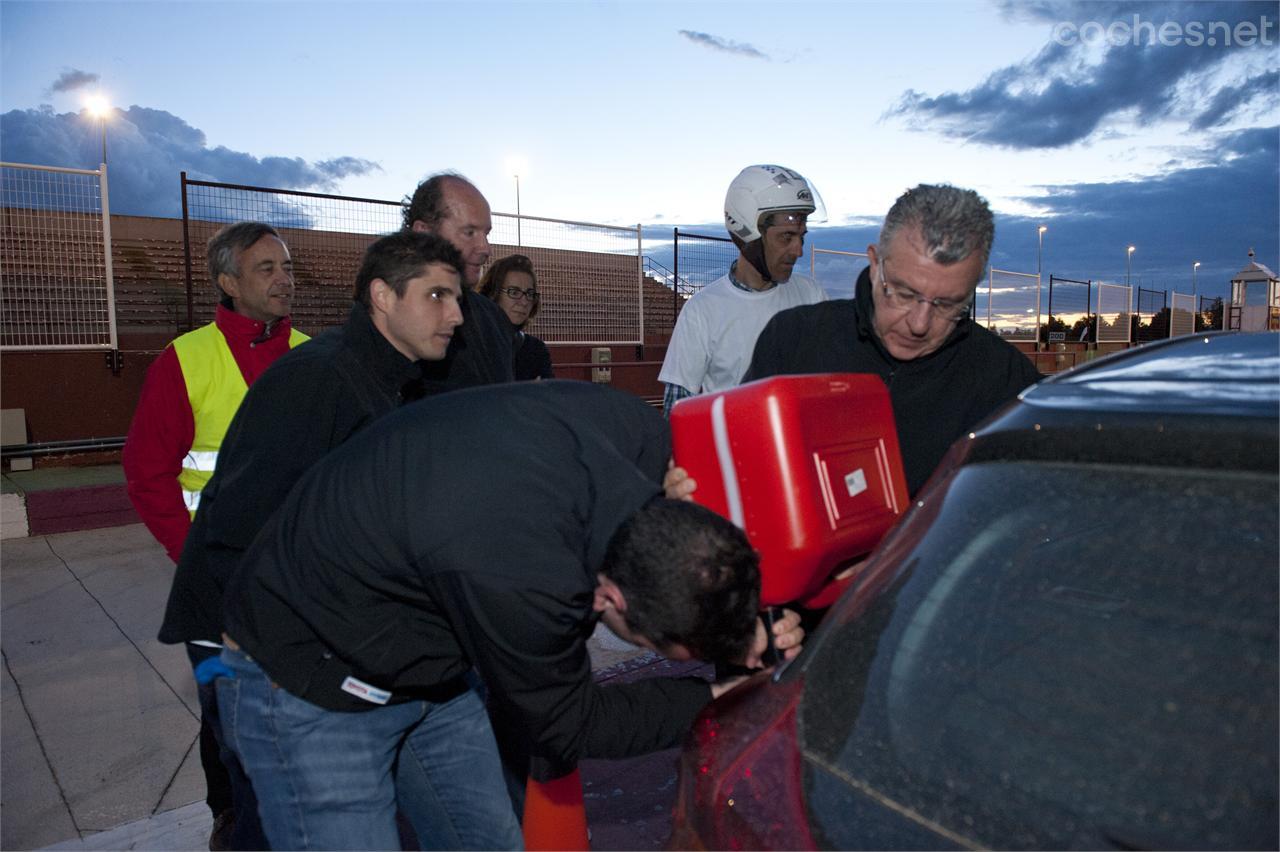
[84,94,111,166]
[1036,225,1047,347]
[1192,261,1201,298]
[1126,245,1135,287]
[505,156,527,247]
[514,173,521,246]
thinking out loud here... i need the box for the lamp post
[1192,261,1200,298]
[505,156,527,248]
[514,172,521,247]
[1036,225,1047,348]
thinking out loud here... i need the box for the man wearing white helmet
[658,165,828,414]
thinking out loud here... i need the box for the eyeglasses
[500,286,540,302]
[877,260,971,323]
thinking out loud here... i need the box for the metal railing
[180,174,649,345]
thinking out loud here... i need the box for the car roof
[1023,331,1280,418]
[961,332,1279,473]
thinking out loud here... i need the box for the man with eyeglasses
[658,164,829,415]
[739,183,1042,496]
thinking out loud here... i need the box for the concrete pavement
[2,523,694,850]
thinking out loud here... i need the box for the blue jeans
[217,647,523,851]
[186,644,270,850]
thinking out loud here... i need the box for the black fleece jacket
[744,267,1043,495]
[223,382,712,779]
[159,294,513,645]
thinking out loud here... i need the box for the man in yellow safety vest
[122,220,307,849]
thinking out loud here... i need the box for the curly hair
[401,172,473,231]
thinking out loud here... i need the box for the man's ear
[217,272,240,301]
[410,220,429,234]
[866,243,879,268]
[592,574,627,615]
[369,278,396,315]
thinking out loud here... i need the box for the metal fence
[979,268,1039,342]
[810,248,867,299]
[181,174,399,333]
[181,175,648,344]
[1046,275,1092,340]
[670,228,736,305]
[488,212,645,345]
[1169,292,1195,337]
[1,162,116,350]
[1095,282,1132,343]
[1135,286,1167,343]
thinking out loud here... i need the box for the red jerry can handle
[523,767,590,850]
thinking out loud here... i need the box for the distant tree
[1197,297,1224,331]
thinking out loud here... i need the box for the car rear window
[799,461,1278,850]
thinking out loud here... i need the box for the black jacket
[514,331,555,381]
[744,268,1043,495]
[158,296,513,645]
[223,381,711,779]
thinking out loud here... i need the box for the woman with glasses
[478,253,554,380]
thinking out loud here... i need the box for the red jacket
[123,306,303,562]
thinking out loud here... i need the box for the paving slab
[42,801,211,852]
[2,659,78,850]
[2,525,202,842]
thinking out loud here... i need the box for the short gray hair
[207,222,282,292]
[879,184,994,273]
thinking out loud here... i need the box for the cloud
[886,1,1278,148]
[0,104,381,219]
[1191,69,1280,129]
[678,30,770,60]
[46,68,99,96]
[990,126,1278,293]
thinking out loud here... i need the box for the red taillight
[671,674,816,850]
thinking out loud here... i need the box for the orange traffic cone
[523,768,590,850]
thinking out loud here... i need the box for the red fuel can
[670,374,908,608]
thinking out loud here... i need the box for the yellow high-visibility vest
[172,322,308,516]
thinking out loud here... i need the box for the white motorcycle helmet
[724,165,827,283]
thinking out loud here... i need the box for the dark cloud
[0,104,381,219]
[664,126,1276,303]
[1191,69,1280,129]
[887,1,1278,148]
[47,69,99,95]
[678,30,769,60]
[991,126,1278,297]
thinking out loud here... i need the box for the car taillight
[670,673,815,851]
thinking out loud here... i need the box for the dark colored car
[671,332,1279,850]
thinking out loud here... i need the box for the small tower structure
[1227,249,1279,332]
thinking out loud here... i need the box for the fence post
[636,223,644,358]
[673,228,680,318]
[180,171,194,332]
[99,163,118,351]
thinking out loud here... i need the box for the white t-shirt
[658,271,828,395]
